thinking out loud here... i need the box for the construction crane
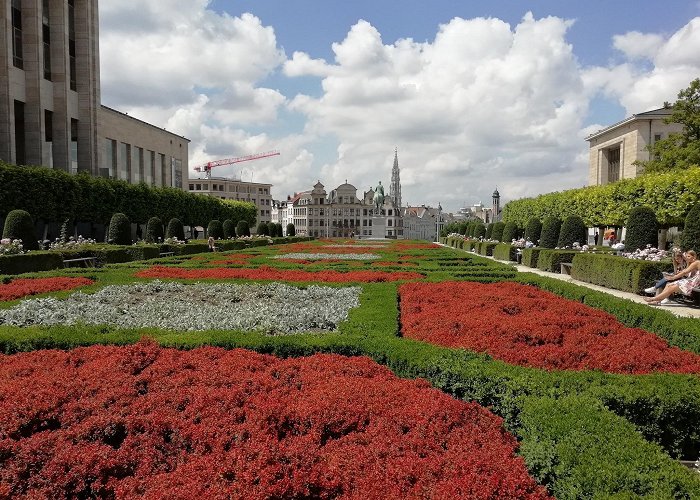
[193,150,280,179]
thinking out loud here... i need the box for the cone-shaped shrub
[223,219,237,239]
[2,209,38,250]
[145,217,163,243]
[501,221,520,242]
[524,217,542,243]
[491,222,505,242]
[474,223,486,239]
[108,213,131,245]
[540,216,562,248]
[165,218,185,241]
[625,206,659,251]
[237,220,251,237]
[287,223,296,236]
[485,223,494,239]
[207,220,223,239]
[557,215,587,248]
[256,222,269,236]
[681,204,700,252]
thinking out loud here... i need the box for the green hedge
[536,249,578,273]
[492,243,519,262]
[521,248,541,268]
[0,252,64,275]
[477,242,499,256]
[571,253,672,293]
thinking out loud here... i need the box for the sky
[98,0,700,212]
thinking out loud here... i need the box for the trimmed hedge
[107,213,131,245]
[145,217,163,243]
[524,218,542,243]
[557,215,587,248]
[681,203,700,252]
[625,206,659,252]
[2,209,39,250]
[207,220,223,239]
[539,217,561,249]
[493,243,519,262]
[521,248,541,268]
[223,219,237,239]
[165,218,185,241]
[571,253,671,293]
[501,221,519,243]
[0,252,64,275]
[477,242,499,257]
[536,249,578,273]
[491,221,505,242]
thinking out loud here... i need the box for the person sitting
[207,236,217,252]
[644,248,686,295]
[645,250,700,305]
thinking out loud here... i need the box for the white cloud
[613,31,664,60]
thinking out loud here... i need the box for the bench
[159,252,175,257]
[63,257,97,268]
[671,287,700,308]
[560,262,573,275]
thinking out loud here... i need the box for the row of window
[188,183,269,195]
[102,139,182,188]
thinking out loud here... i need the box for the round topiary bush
[625,206,659,251]
[539,217,562,248]
[165,218,185,241]
[501,222,520,243]
[256,222,269,236]
[236,220,251,237]
[2,209,39,251]
[681,204,700,252]
[524,218,542,243]
[491,222,505,242]
[108,213,131,245]
[223,219,237,239]
[145,217,163,243]
[207,220,223,240]
[485,223,494,240]
[287,223,296,237]
[272,223,282,237]
[557,215,587,248]
[474,223,486,239]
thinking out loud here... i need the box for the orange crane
[193,150,280,179]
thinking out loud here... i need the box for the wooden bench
[560,262,573,275]
[159,252,175,257]
[63,257,97,268]
[671,287,700,308]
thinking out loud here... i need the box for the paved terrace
[442,245,700,319]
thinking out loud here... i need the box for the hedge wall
[493,243,519,262]
[571,253,672,293]
[521,248,541,268]
[502,168,700,228]
[536,249,579,273]
[0,162,257,227]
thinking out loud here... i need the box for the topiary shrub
[223,219,237,239]
[165,218,185,241]
[287,223,296,237]
[207,219,223,239]
[501,222,519,243]
[237,220,251,237]
[2,209,38,250]
[273,223,283,237]
[491,222,505,242]
[474,223,486,239]
[625,206,659,251]
[524,217,542,244]
[557,215,587,248]
[145,217,163,243]
[485,223,494,239]
[540,216,562,249]
[108,213,131,245]
[681,204,700,252]
[256,222,269,236]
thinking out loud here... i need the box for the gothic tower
[389,148,402,208]
[492,188,501,222]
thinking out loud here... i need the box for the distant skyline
[99,0,700,212]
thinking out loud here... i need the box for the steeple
[389,147,402,209]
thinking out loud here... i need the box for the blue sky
[99,0,700,212]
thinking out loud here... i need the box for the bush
[473,223,486,239]
[493,243,518,262]
[256,222,269,236]
[558,216,587,248]
[571,253,671,293]
[625,206,659,252]
[223,219,237,239]
[237,220,251,237]
[491,222,505,242]
[107,213,131,245]
[2,209,38,251]
[540,217,562,249]
[165,218,185,241]
[537,249,578,273]
[145,217,163,243]
[485,223,494,239]
[287,223,296,237]
[478,242,499,257]
[521,248,541,268]
[207,220,223,239]
[0,252,64,275]
[524,218,542,243]
[681,204,700,252]
[501,222,519,243]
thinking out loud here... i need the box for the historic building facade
[586,107,683,186]
[187,176,273,225]
[1,0,188,188]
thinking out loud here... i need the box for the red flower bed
[0,277,94,302]
[210,254,254,266]
[400,281,700,375]
[135,265,422,283]
[0,342,550,498]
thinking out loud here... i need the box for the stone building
[187,176,272,225]
[1,0,188,188]
[586,107,683,186]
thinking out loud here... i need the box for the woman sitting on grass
[644,248,686,296]
[645,250,700,305]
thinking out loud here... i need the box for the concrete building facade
[586,107,683,186]
[187,176,273,225]
[1,0,188,188]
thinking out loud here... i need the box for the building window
[195,184,201,190]
[44,110,53,143]
[174,159,182,188]
[14,100,26,165]
[68,0,76,91]
[11,0,23,69]
[189,184,194,190]
[606,146,620,183]
[146,150,155,185]
[42,0,51,80]
[70,119,78,174]
[654,133,662,142]
[118,143,129,181]
[102,138,116,178]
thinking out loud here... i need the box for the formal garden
[1,235,700,498]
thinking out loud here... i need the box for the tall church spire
[389,147,402,209]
